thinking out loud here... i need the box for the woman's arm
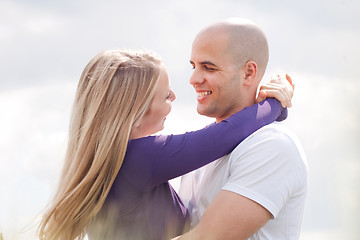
[123,98,285,191]
[123,73,294,190]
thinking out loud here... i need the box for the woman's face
[134,65,176,138]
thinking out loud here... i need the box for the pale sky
[0,0,359,239]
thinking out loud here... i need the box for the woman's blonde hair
[38,49,162,240]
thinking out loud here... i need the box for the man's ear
[243,61,258,86]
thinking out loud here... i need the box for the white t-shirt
[179,122,308,240]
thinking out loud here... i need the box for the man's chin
[197,106,212,117]
[196,106,206,116]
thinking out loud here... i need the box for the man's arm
[174,190,271,240]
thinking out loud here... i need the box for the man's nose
[189,69,204,87]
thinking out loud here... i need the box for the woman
[38,49,292,240]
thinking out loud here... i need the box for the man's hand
[256,73,295,108]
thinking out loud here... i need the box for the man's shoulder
[236,122,301,148]
[230,122,307,168]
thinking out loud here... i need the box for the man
[176,18,308,239]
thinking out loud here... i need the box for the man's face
[190,32,245,122]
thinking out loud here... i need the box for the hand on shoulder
[256,72,295,108]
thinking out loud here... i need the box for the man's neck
[215,95,256,123]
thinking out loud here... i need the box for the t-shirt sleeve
[123,98,286,191]
[222,127,308,218]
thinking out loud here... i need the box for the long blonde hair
[38,49,162,240]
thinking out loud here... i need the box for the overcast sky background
[0,0,359,239]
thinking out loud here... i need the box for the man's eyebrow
[200,61,218,67]
[189,60,219,67]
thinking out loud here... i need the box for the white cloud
[283,72,359,237]
[0,82,76,238]
[0,0,359,239]
[0,0,69,38]
[24,15,67,35]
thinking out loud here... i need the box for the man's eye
[204,65,215,71]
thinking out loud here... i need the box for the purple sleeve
[122,98,286,191]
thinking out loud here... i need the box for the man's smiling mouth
[197,91,212,97]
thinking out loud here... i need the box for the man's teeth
[197,91,212,97]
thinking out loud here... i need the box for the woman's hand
[256,73,295,108]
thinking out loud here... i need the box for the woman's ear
[243,60,258,86]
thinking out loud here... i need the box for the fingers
[272,73,295,92]
[257,72,295,108]
[255,90,266,104]
[284,73,295,90]
[259,89,290,108]
[259,82,292,108]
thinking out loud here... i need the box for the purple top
[89,99,286,240]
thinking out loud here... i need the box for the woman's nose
[170,90,176,102]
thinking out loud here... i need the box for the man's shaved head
[190,18,271,121]
[195,18,269,79]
